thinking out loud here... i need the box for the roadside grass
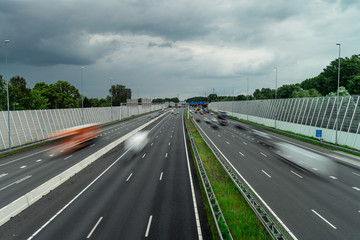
[187,116,271,240]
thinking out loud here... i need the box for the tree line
[0,76,133,111]
[189,54,359,102]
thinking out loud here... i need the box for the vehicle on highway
[124,130,150,154]
[48,123,102,156]
[204,117,211,124]
[196,118,201,122]
[211,117,218,123]
[218,111,227,120]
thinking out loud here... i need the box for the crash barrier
[192,118,289,240]
[0,112,165,227]
[185,118,232,240]
[0,104,165,151]
[209,95,360,150]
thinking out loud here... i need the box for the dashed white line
[165,153,168,158]
[168,142,171,146]
[159,172,163,181]
[352,172,360,177]
[226,141,230,145]
[312,168,318,171]
[260,152,267,157]
[151,142,154,146]
[0,175,32,191]
[126,173,133,182]
[171,135,173,138]
[243,142,247,145]
[145,215,153,237]
[311,209,337,229]
[262,170,272,178]
[352,187,360,191]
[156,136,158,138]
[36,159,42,162]
[20,166,27,169]
[49,154,54,157]
[0,173,8,178]
[64,155,72,160]
[218,134,221,137]
[87,217,103,238]
[142,153,146,158]
[238,151,244,156]
[290,170,303,178]
[90,144,95,148]
[329,176,338,180]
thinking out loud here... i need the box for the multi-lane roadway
[0,110,210,240]
[194,112,360,240]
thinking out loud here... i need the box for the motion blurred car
[124,130,149,154]
[196,118,201,122]
[204,117,211,124]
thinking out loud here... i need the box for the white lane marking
[64,155,72,160]
[49,154,54,157]
[260,152,267,157]
[0,175,32,191]
[159,172,163,181]
[238,151,244,156]
[27,149,131,240]
[329,176,338,180]
[218,135,221,137]
[126,173,133,182]
[232,135,235,137]
[151,142,154,146]
[0,173,9,178]
[36,159,42,162]
[290,170,303,179]
[168,142,171,146]
[145,215,153,238]
[90,144,95,148]
[183,115,203,239]
[352,172,360,177]
[20,166,27,169]
[106,137,110,140]
[165,153,168,158]
[87,217,103,239]
[156,136,158,138]
[142,153,146,159]
[311,209,337,229]
[352,187,360,191]
[171,135,173,138]
[312,168,318,171]
[262,170,272,178]
[226,141,230,145]
[243,142,247,145]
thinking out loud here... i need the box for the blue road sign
[316,130,322,138]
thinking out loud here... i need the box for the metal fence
[0,104,165,151]
[209,95,360,150]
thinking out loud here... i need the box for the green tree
[0,75,7,111]
[29,89,50,109]
[347,74,360,94]
[109,84,131,106]
[9,76,31,110]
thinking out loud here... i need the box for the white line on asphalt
[168,142,171,146]
[126,173,133,182]
[290,170,303,178]
[243,142,247,145]
[218,135,221,137]
[20,166,27,169]
[226,141,230,145]
[193,120,296,240]
[36,159,42,162]
[238,151,244,156]
[87,217,103,238]
[165,153,168,158]
[151,142,154,146]
[352,187,360,191]
[260,152,267,157]
[145,215,153,237]
[311,209,337,229]
[156,136,158,138]
[171,135,172,138]
[49,154,54,157]
[232,135,235,137]
[142,153,146,158]
[90,144,95,148]
[352,172,360,177]
[64,155,72,160]
[0,175,32,191]
[0,173,8,178]
[106,137,109,140]
[312,168,318,171]
[159,172,163,181]
[262,170,272,178]
[329,176,338,180]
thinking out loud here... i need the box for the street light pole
[110,77,113,122]
[274,67,278,129]
[81,67,84,124]
[247,77,249,121]
[4,40,11,148]
[336,43,341,145]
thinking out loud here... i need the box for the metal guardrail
[191,118,287,240]
[185,118,233,240]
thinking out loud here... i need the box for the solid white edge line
[352,187,360,191]
[183,113,203,240]
[126,173,133,182]
[194,120,298,240]
[86,216,103,238]
[290,170,303,179]
[145,215,153,237]
[262,170,271,178]
[311,209,337,229]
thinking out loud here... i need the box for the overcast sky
[1,0,359,100]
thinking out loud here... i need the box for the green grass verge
[186,116,271,240]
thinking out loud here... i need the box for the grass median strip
[187,117,271,240]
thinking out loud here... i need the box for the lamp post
[81,67,84,124]
[4,40,11,148]
[336,43,341,145]
[274,67,278,129]
[110,77,113,122]
[247,77,249,121]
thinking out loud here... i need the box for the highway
[0,110,209,239]
[193,112,360,240]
